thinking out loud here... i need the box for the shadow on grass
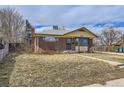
[0,53,19,87]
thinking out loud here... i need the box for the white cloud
[1,5,124,34]
[11,5,124,26]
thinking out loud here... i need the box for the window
[66,39,72,50]
[66,39,71,43]
[76,38,89,46]
[79,38,88,46]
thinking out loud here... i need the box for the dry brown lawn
[0,53,18,86]
[5,53,124,87]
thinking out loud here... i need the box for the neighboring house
[32,26,97,53]
[113,36,124,53]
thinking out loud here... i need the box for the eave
[32,34,95,39]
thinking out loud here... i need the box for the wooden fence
[0,44,9,61]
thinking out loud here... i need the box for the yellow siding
[63,30,96,38]
[33,34,76,38]
[33,29,96,39]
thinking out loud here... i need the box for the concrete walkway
[106,78,124,86]
[95,51,124,56]
[86,78,124,87]
[85,84,104,87]
[75,54,123,66]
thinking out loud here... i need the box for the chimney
[53,25,58,30]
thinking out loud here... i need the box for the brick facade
[33,37,93,53]
[38,37,66,53]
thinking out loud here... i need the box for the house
[113,36,124,53]
[32,26,97,53]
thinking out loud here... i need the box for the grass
[0,53,18,86]
[1,53,124,87]
[82,53,124,63]
[9,53,124,87]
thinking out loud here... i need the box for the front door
[66,39,72,50]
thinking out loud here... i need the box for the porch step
[63,50,77,54]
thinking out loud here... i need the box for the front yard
[0,53,124,87]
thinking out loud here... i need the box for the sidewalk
[95,51,124,56]
[75,54,123,66]
[86,78,124,87]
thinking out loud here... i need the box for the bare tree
[0,7,25,43]
[99,27,122,51]
[0,7,25,52]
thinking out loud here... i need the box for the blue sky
[0,5,124,33]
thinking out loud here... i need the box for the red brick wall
[57,38,66,51]
[39,37,56,51]
[38,37,66,52]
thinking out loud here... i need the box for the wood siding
[63,30,96,38]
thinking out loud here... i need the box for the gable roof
[35,29,71,35]
[64,27,97,37]
[34,27,97,38]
